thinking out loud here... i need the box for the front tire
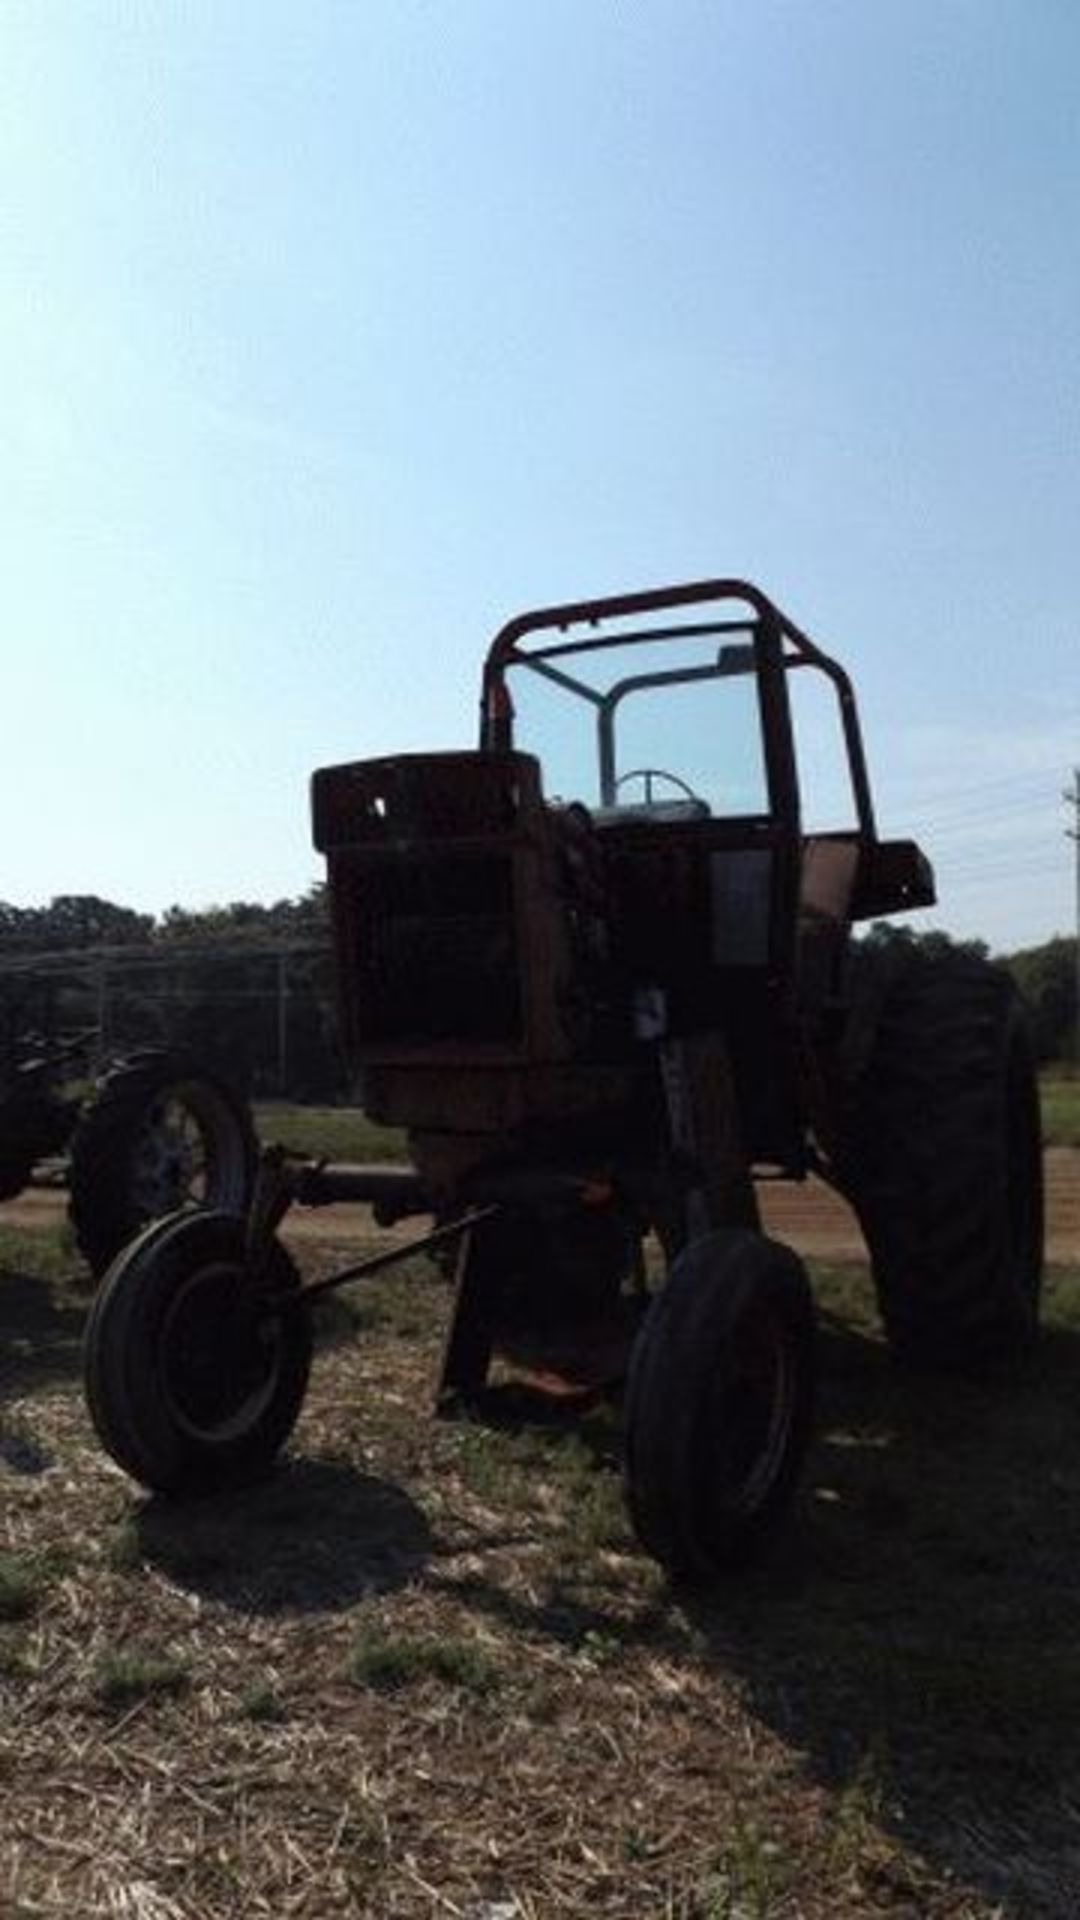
[69,1050,258,1276]
[624,1230,816,1581]
[83,1209,312,1494]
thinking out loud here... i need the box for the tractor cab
[478,578,934,1163]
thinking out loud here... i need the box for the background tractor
[83,578,1043,1581]
[0,987,255,1277]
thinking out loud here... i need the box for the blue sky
[1,0,1076,952]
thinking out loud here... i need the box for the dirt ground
[753,1145,1078,1267]
[2,1154,1079,1916]
[3,1147,1076,1263]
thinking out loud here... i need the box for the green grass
[256,1077,1078,1162]
[348,1623,501,1695]
[93,1645,191,1710]
[689,1810,794,1920]
[239,1680,288,1724]
[1040,1068,1080,1147]
[0,1551,51,1622]
[0,1223,78,1281]
[253,1102,406,1162]
[104,1520,143,1572]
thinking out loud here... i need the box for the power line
[917,831,1060,865]
[885,767,1066,810]
[944,853,1067,877]
[901,798,1060,834]
[926,835,1066,873]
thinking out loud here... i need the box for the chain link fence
[0,941,346,1100]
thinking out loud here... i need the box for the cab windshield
[504,625,770,819]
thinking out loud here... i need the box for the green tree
[1000,936,1077,1064]
[858,921,989,962]
[0,895,153,952]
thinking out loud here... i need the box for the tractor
[83,579,1042,1580]
[0,982,256,1281]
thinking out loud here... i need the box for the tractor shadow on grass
[0,1260,86,1419]
[684,1284,1080,1917]
[0,1258,90,1475]
[133,1455,433,1615]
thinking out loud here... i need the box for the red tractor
[84,579,1042,1581]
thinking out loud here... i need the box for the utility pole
[1060,764,1068,1067]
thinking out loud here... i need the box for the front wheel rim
[127,1082,249,1218]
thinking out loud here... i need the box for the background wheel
[625,1229,816,1581]
[837,949,1044,1365]
[69,1049,258,1276]
[83,1209,312,1494]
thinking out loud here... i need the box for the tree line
[0,889,327,952]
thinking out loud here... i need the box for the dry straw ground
[1,1158,1079,1919]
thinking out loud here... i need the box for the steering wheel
[614,768,703,807]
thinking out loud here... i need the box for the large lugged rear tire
[624,1230,816,1582]
[838,948,1044,1365]
[69,1050,258,1277]
[84,1209,312,1495]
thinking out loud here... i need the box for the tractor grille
[334,852,522,1049]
